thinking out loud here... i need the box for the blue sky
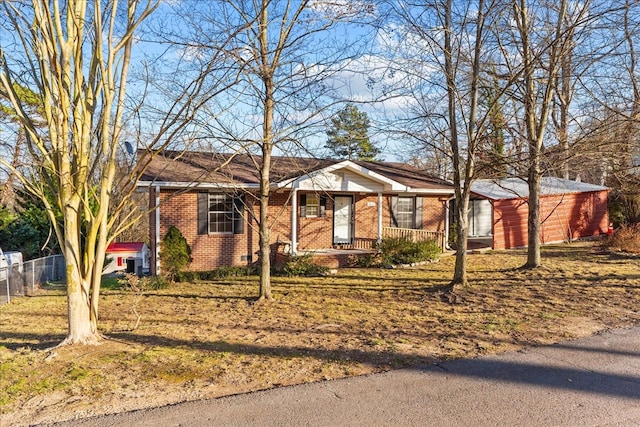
[127,0,413,162]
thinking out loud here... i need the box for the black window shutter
[233,193,245,234]
[320,196,327,217]
[390,196,399,227]
[300,194,307,217]
[197,192,209,235]
[414,197,423,229]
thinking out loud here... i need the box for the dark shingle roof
[139,150,453,191]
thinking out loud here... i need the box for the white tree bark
[0,0,157,344]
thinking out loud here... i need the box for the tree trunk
[516,0,566,269]
[452,199,469,287]
[258,146,273,301]
[256,0,274,301]
[526,155,542,268]
[64,276,99,345]
[445,0,484,291]
[61,230,100,345]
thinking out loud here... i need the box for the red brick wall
[149,190,257,272]
[151,189,449,270]
[354,195,378,239]
[297,196,333,250]
[421,196,447,231]
[492,190,609,250]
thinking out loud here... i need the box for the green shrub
[196,266,259,280]
[602,223,640,254]
[173,266,259,282]
[350,252,382,268]
[175,271,196,283]
[379,237,441,265]
[280,253,328,277]
[159,226,192,282]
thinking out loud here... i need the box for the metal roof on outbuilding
[471,177,609,201]
[106,242,147,253]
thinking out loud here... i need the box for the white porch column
[291,187,298,255]
[377,192,383,243]
[155,185,161,274]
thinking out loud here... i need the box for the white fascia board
[276,160,406,191]
[412,188,456,196]
[136,181,260,190]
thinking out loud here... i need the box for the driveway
[56,326,640,426]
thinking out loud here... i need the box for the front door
[333,195,353,244]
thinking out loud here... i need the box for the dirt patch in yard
[1,242,639,426]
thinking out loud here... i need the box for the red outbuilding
[469,177,609,250]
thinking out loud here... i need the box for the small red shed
[470,177,609,250]
[105,242,150,275]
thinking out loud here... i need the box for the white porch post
[155,185,161,274]
[377,192,383,244]
[291,187,298,255]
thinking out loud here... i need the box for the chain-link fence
[0,255,65,305]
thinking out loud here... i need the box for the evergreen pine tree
[325,104,380,161]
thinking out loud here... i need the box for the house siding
[151,189,449,272]
[492,190,609,250]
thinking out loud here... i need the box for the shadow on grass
[121,292,260,302]
[106,330,640,400]
[0,332,66,350]
[469,275,640,288]
[2,324,639,400]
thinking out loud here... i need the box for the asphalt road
[56,326,640,427]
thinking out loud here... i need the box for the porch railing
[332,229,447,251]
[333,237,378,250]
[382,227,446,249]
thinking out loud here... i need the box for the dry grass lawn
[1,242,639,426]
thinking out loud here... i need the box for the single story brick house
[138,151,455,273]
[468,177,609,250]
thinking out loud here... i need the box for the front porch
[276,227,447,269]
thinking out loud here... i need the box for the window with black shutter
[300,193,327,218]
[197,192,245,234]
[390,196,423,229]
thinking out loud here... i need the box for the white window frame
[395,196,415,229]
[304,193,320,218]
[208,193,234,234]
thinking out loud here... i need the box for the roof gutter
[137,181,261,190]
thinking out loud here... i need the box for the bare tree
[0,0,232,345]
[0,0,160,344]
[165,0,374,300]
[384,0,500,289]
[502,0,597,268]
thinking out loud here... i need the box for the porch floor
[467,237,492,251]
